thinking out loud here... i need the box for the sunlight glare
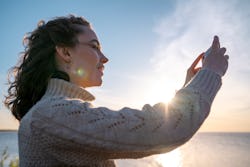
[143,78,177,105]
[156,149,182,167]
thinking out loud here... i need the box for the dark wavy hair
[4,15,91,121]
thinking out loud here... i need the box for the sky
[0,0,249,132]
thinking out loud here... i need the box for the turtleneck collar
[43,78,95,101]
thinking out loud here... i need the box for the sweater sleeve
[31,69,221,161]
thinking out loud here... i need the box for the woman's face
[67,26,108,88]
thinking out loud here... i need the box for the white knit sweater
[18,69,221,167]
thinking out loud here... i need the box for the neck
[51,70,70,81]
[42,78,95,101]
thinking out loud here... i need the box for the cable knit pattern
[18,69,222,167]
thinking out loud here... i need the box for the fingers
[203,36,229,76]
[225,55,229,60]
[212,35,220,51]
[218,48,229,62]
[190,52,204,69]
[219,47,226,55]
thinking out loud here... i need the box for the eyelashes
[90,44,101,51]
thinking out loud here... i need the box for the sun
[141,77,178,105]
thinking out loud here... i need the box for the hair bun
[37,20,46,27]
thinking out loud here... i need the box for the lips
[97,64,104,75]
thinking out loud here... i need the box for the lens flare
[76,68,84,77]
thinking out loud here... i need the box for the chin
[78,77,103,88]
[95,80,103,87]
[90,79,103,87]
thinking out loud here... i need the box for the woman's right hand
[202,36,229,77]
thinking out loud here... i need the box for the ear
[55,46,71,63]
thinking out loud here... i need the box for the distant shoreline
[0,130,249,133]
[0,129,18,132]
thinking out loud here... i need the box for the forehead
[77,26,98,42]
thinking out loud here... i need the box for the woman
[5,15,228,167]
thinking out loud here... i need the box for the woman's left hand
[183,53,204,87]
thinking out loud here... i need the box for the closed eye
[78,39,102,51]
[90,43,101,51]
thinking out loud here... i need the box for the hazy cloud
[152,0,250,77]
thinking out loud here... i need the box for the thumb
[194,67,201,74]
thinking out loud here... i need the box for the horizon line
[0,129,249,133]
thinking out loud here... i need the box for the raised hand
[202,36,229,76]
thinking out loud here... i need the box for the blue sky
[0,0,250,132]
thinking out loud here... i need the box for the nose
[100,52,109,64]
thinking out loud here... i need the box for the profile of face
[56,26,108,88]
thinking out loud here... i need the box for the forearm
[185,69,222,106]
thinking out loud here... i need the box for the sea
[0,131,250,167]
